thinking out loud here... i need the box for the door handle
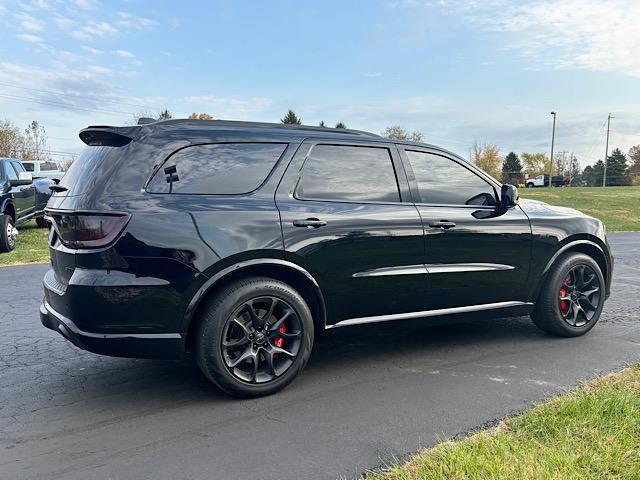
[293,218,327,229]
[428,220,456,230]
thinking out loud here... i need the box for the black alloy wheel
[221,296,303,384]
[557,264,601,327]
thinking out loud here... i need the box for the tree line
[0,119,49,162]
[473,142,639,186]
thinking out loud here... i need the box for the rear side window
[405,150,497,206]
[147,143,287,195]
[295,145,400,203]
[23,163,35,172]
[41,161,58,171]
[59,146,113,195]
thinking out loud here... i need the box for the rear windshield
[58,146,113,196]
[146,143,287,195]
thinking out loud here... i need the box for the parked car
[21,160,65,181]
[40,120,613,397]
[1,158,54,252]
[525,174,569,188]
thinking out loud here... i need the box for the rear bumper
[40,300,184,359]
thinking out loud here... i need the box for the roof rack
[146,118,381,137]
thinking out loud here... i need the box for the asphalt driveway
[1,233,639,480]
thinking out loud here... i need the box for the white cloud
[16,33,44,43]
[115,11,158,30]
[74,0,95,10]
[15,12,46,31]
[114,49,135,59]
[395,0,640,78]
[81,46,103,55]
[52,15,76,29]
[70,21,117,39]
[86,65,112,74]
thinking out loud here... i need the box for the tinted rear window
[146,143,287,195]
[58,146,113,196]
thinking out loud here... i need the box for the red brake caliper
[559,277,570,314]
[273,323,286,348]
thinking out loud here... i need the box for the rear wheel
[531,253,604,337]
[0,215,17,252]
[196,277,314,397]
[36,216,49,228]
[526,182,534,188]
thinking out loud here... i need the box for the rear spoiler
[79,126,135,147]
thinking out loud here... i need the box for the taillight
[46,210,130,249]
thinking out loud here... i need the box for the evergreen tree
[501,152,522,183]
[280,110,302,125]
[583,161,604,186]
[629,145,640,174]
[605,148,631,186]
[319,120,326,128]
[157,109,173,121]
[334,121,347,129]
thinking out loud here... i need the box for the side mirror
[500,184,518,208]
[9,172,33,187]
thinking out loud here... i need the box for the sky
[0,0,639,168]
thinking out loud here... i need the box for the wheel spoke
[581,286,599,298]
[223,336,249,348]
[274,330,301,340]
[269,310,292,332]
[251,352,260,382]
[263,348,276,376]
[262,297,279,326]
[270,345,296,358]
[241,302,262,329]
[575,265,585,288]
[228,347,253,368]
[579,296,597,312]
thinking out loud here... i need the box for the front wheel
[526,183,534,188]
[0,215,17,252]
[531,253,605,337]
[196,277,314,397]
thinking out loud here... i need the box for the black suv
[41,120,612,397]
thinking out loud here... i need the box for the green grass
[520,186,640,231]
[0,220,50,267]
[369,365,640,480]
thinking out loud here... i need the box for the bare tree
[382,125,423,142]
[22,121,48,161]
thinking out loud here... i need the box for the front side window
[405,150,497,206]
[147,143,287,195]
[295,145,400,203]
[3,162,18,181]
[23,163,35,172]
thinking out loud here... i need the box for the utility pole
[602,113,613,187]
[549,111,556,188]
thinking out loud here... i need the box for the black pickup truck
[1,158,54,252]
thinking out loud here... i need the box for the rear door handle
[293,218,327,229]
[428,220,456,229]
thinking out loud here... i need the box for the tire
[36,216,49,228]
[196,276,314,398]
[526,183,534,188]
[531,252,605,337]
[0,215,17,252]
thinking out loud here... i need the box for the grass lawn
[0,220,50,267]
[369,365,640,480]
[520,186,640,231]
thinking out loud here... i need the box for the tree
[157,109,173,121]
[501,152,522,183]
[604,148,631,186]
[583,161,604,186]
[0,120,25,158]
[471,141,501,179]
[521,152,550,177]
[281,110,302,125]
[382,125,423,142]
[188,112,215,120]
[334,121,347,129]
[22,120,48,161]
[319,120,326,128]
[628,145,640,175]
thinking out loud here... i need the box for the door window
[3,162,18,181]
[295,145,400,203]
[405,151,497,206]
